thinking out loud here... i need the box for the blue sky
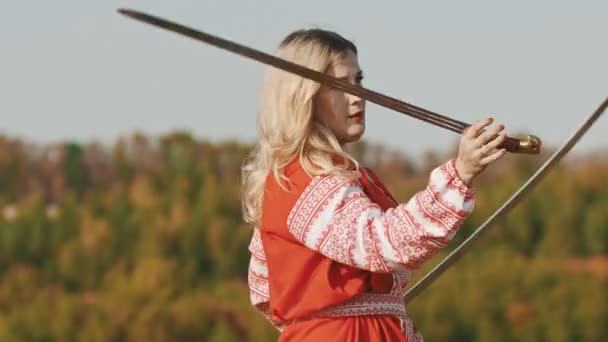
[2,1,606,158]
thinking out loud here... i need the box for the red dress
[248,158,475,341]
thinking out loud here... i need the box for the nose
[349,92,364,106]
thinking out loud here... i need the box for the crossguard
[500,135,542,154]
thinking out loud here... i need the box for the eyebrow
[337,70,364,80]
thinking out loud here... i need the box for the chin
[341,126,365,144]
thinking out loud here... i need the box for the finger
[483,131,508,151]
[464,117,493,138]
[476,124,505,146]
[480,148,506,165]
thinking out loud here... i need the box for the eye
[355,76,364,85]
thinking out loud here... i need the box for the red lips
[349,111,364,123]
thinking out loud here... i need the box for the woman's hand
[455,117,507,185]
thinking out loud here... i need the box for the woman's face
[314,49,366,145]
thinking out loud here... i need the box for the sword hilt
[500,135,542,154]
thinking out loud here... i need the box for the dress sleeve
[247,228,284,331]
[286,159,475,273]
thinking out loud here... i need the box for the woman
[241,28,506,341]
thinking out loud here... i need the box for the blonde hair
[241,29,361,226]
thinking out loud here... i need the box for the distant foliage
[0,132,605,341]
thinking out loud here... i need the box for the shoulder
[264,158,314,201]
[260,158,317,232]
[261,158,364,230]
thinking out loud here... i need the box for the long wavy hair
[241,28,362,226]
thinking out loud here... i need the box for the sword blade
[117,8,468,133]
[403,95,608,303]
[117,8,539,154]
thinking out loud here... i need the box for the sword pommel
[501,135,542,154]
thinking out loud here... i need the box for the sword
[404,96,607,303]
[117,8,541,155]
